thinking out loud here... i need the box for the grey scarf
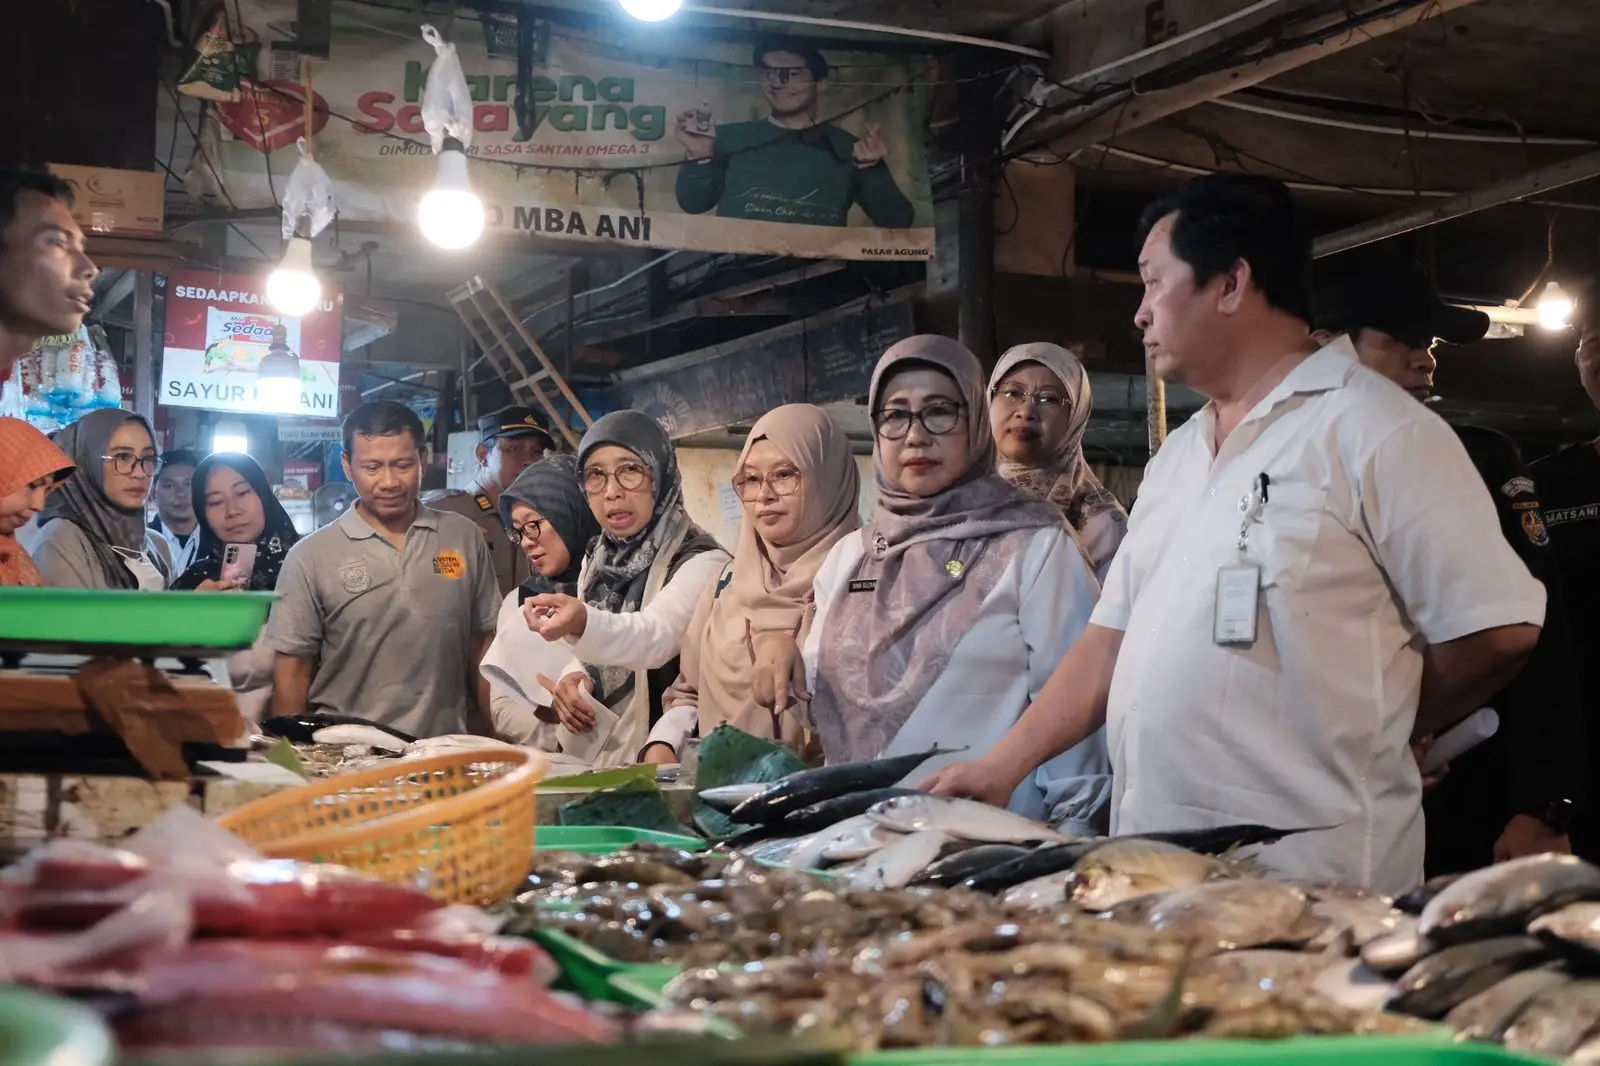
[38,409,161,590]
[500,453,600,596]
[811,336,1061,764]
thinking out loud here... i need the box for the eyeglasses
[583,462,651,495]
[732,468,801,502]
[103,452,158,476]
[506,518,546,544]
[760,65,811,85]
[874,402,965,441]
[992,384,1069,412]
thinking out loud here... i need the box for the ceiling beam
[1014,0,1484,157]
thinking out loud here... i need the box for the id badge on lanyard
[1214,474,1269,646]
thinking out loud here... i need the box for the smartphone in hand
[219,542,258,586]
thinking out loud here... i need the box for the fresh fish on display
[1146,880,1311,952]
[961,841,1101,893]
[310,724,407,754]
[1135,824,1317,856]
[1502,980,1600,1057]
[728,747,959,825]
[1068,838,1224,912]
[1388,936,1551,1019]
[838,831,953,891]
[912,843,1033,888]
[697,783,771,813]
[1002,870,1074,909]
[261,714,417,746]
[1443,967,1568,1043]
[865,794,1076,844]
[1309,895,1409,949]
[1360,919,1434,976]
[742,835,809,867]
[1396,873,1461,915]
[785,814,882,870]
[819,821,902,864]
[726,788,923,847]
[1528,901,1600,956]
[1420,855,1600,944]
[1313,958,1395,1014]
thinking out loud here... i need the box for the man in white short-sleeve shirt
[926,174,1545,894]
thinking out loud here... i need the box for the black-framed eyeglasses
[873,402,965,441]
[733,468,802,502]
[760,64,811,85]
[506,518,546,544]
[583,463,651,495]
[102,452,158,476]
[991,384,1068,412]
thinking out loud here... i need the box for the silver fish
[1361,918,1434,976]
[1503,981,1600,1057]
[1444,967,1567,1043]
[839,830,953,890]
[865,795,1075,844]
[1146,880,1310,952]
[1069,838,1224,912]
[1529,901,1600,954]
[785,814,884,869]
[1309,895,1408,949]
[1002,870,1073,909]
[310,724,406,754]
[821,822,900,863]
[1389,936,1550,1019]
[1420,855,1600,945]
[742,834,808,866]
[1313,958,1394,1014]
[697,783,771,812]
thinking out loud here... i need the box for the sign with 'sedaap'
[159,270,344,416]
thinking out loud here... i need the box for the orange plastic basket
[216,749,547,906]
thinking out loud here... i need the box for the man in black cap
[423,405,556,596]
[1315,252,1585,871]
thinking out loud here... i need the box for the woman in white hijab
[989,343,1128,579]
[803,335,1111,834]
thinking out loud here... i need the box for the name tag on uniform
[848,578,877,593]
[1213,563,1261,646]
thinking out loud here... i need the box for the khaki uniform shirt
[264,503,501,738]
[424,482,529,597]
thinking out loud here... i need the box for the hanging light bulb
[419,136,484,250]
[213,417,250,454]
[1537,281,1576,332]
[618,0,683,21]
[257,324,302,413]
[266,235,322,317]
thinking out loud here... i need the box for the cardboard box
[47,164,166,237]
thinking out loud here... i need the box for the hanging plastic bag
[419,24,475,153]
[281,138,336,239]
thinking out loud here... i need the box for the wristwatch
[1525,799,1577,834]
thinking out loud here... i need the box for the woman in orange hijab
[0,417,75,585]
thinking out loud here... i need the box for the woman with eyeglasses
[477,454,601,746]
[803,335,1111,832]
[645,404,862,764]
[522,411,728,765]
[26,409,175,589]
[989,343,1128,579]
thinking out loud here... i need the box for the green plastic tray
[0,986,113,1066]
[0,587,276,652]
[528,926,656,1003]
[536,826,707,854]
[855,1037,1538,1066]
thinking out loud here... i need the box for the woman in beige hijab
[643,404,861,761]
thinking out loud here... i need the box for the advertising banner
[160,270,344,416]
[204,2,935,260]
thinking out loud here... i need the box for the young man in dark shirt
[0,168,98,383]
[1530,321,1600,862]
[1316,255,1584,871]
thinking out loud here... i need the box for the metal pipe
[1210,97,1597,147]
[1313,149,1600,258]
[680,4,1050,58]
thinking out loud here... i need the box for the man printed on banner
[674,38,915,230]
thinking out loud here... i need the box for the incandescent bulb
[213,417,249,454]
[1537,281,1575,332]
[266,237,322,317]
[256,325,303,414]
[618,0,683,20]
[419,140,485,250]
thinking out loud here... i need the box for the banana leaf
[542,764,659,791]
[557,778,685,836]
[692,724,804,838]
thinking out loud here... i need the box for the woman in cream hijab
[645,404,861,761]
[989,342,1128,579]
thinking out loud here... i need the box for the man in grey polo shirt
[266,400,501,739]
